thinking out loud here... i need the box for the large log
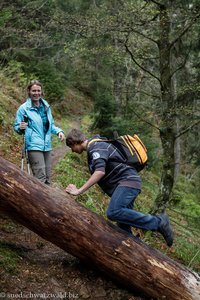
[0,156,199,300]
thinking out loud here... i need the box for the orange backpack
[88,134,148,172]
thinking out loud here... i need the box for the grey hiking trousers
[28,150,52,184]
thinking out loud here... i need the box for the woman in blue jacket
[14,79,65,184]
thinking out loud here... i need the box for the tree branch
[144,0,164,9]
[128,28,157,44]
[146,1,200,52]
[176,119,200,138]
[130,109,160,131]
[138,90,160,99]
[124,38,161,86]
[170,12,200,49]
[170,46,191,79]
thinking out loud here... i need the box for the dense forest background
[1,0,200,208]
[0,0,200,298]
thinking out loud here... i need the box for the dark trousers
[28,150,51,184]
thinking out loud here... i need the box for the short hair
[66,129,86,147]
[27,80,43,96]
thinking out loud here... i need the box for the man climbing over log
[65,128,174,247]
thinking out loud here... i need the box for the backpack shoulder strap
[87,138,108,148]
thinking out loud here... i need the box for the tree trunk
[154,3,176,212]
[0,156,200,300]
[174,117,181,182]
[171,52,181,183]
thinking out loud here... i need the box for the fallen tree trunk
[0,156,199,300]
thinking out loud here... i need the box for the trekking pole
[25,140,31,175]
[21,137,25,172]
[21,116,30,175]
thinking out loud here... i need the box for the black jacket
[87,135,141,196]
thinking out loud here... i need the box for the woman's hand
[65,184,81,196]
[58,131,65,141]
[20,122,28,130]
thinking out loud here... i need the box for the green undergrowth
[51,117,71,148]
[0,241,21,274]
[55,151,109,216]
[53,88,93,117]
[174,236,200,269]
[0,73,22,163]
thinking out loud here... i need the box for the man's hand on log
[65,184,80,195]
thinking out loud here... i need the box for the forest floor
[0,132,146,300]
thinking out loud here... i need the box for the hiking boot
[158,213,174,247]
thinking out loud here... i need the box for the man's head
[66,129,87,154]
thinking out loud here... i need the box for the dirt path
[51,120,80,170]
[51,144,67,178]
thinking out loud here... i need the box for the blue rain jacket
[14,98,63,151]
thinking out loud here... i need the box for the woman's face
[29,84,42,102]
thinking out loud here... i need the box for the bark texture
[154,3,177,212]
[0,156,200,300]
